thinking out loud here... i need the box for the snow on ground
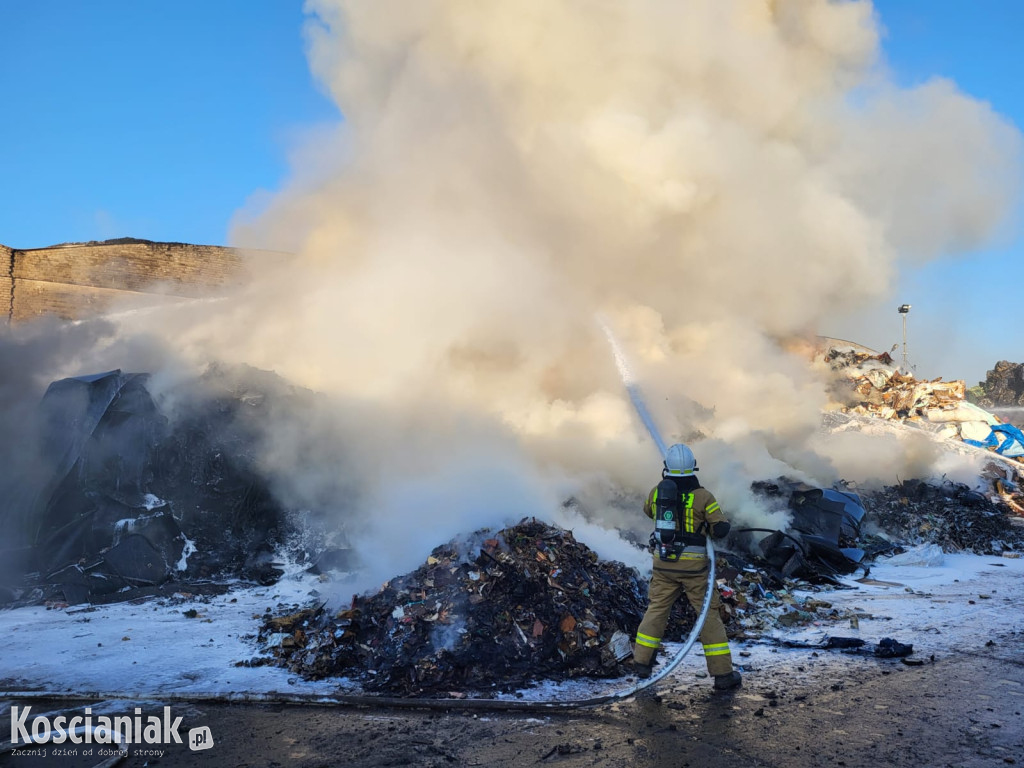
[1,553,1022,702]
[784,551,1024,656]
[714,550,1024,695]
[0,569,350,699]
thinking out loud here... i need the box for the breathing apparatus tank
[653,478,684,560]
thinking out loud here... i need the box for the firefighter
[632,443,742,691]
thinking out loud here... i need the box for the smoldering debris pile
[743,477,1024,565]
[858,479,1024,555]
[0,366,339,607]
[253,473,1024,695]
[256,519,693,696]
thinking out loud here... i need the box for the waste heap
[857,479,1024,554]
[258,518,693,696]
[826,347,969,425]
[823,347,1024,516]
[0,366,330,606]
[825,347,1024,457]
[969,361,1024,430]
[969,360,1024,409]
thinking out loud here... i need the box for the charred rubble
[255,518,694,696]
[741,477,1024,578]
[857,478,1024,554]
[256,474,1024,694]
[0,366,341,607]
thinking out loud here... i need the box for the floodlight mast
[898,304,911,372]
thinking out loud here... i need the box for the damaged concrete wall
[1,239,248,322]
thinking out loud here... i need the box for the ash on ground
[255,518,693,696]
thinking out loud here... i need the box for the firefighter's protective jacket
[643,480,727,570]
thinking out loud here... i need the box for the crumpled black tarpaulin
[1,368,292,605]
[747,480,867,582]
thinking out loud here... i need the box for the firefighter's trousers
[633,560,734,676]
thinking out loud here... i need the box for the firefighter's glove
[648,533,658,551]
[711,521,731,539]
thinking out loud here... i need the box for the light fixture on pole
[897,304,911,372]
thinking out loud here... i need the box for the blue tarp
[963,423,1024,458]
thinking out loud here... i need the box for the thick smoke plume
[6,1,1020,592]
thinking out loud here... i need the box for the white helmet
[664,443,697,476]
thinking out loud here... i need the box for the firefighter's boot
[713,670,742,691]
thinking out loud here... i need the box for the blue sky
[0,1,1019,383]
[837,1,1024,383]
[0,1,336,248]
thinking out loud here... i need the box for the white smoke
[33,1,1020,586]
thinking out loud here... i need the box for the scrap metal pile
[257,518,693,696]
